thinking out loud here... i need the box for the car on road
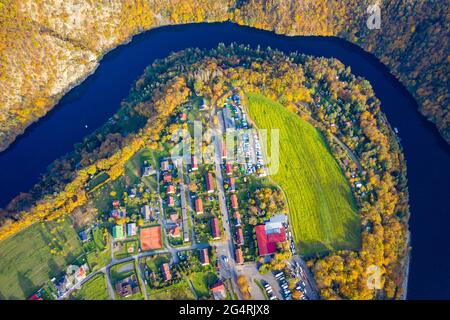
[221,255,229,263]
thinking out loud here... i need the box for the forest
[0,0,448,153]
[0,44,409,300]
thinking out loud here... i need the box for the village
[27,92,317,301]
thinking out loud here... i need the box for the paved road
[59,242,208,300]
[210,101,242,299]
[174,158,190,243]
[290,255,320,300]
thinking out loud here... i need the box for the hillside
[0,0,448,150]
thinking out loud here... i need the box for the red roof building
[195,198,203,214]
[179,113,187,121]
[211,218,220,239]
[255,225,287,255]
[168,226,181,238]
[235,248,244,264]
[206,172,214,193]
[225,163,232,176]
[211,281,227,300]
[163,173,172,182]
[200,248,210,265]
[191,155,198,171]
[161,263,172,281]
[167,196,174,207]
[160,160,169,171]
[230,194,239,210]
[167,184,175,194]
[221,141,227,160]
[235,227,244,245]
[169,212,179,222]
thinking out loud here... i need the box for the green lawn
[125,147,157,189]
[0,218,84,299]
[246,92,360,256]
[71,273,109,300]
[188,271,218,298]
[148,279,195,300]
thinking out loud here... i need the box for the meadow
[148,279,195,300]
[0,218,83,299]
[246,93,360,256]
[71,273,109,300]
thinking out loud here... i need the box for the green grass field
[125,147,157,189]
[188,271,218,298]
[0,218,83,299]
[246,93,360,256]
[71,274,109,300]
[148,279,195,300]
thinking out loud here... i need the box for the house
[141,205,153,221]
[255,224,287,255]
[112,200,120,207]
[163,173,172,183]
[206,172,215,193]
[169,212,179,222]
[167,184,176,194]
[115,275,139,298]
[55,264,89,296]
[230,194,239,210]
[234,211,241,227]
[225,163,232,176]
[160,160,169,172]
[179,113,187,121]
[235,227,244,246]
[168,226,181,238]
[221,141,227,160]
[142,163,155,177]
[211,281,227,300]
[128,188,136,198]
[140,226,162,251]
[112,225,125,240]
[110,208,126,219]
[191,155,198,171]
[127,223,137,237]
[229,177,236,192]
[211,218,220,240]
[235,248,244,264]
[199,98,208,110]
[161,263,172,282]
[195,198,204,214]
[200,248,210,266]
[167,196,175,207]
[78,229,90,242]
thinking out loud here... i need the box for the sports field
[246,93,360,256]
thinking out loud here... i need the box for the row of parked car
[275,271,292,300]
[262,281,278,300]
[290,261,309,300]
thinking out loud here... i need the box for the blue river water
[0,22,449,299]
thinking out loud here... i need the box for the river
[0,22,449,299]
